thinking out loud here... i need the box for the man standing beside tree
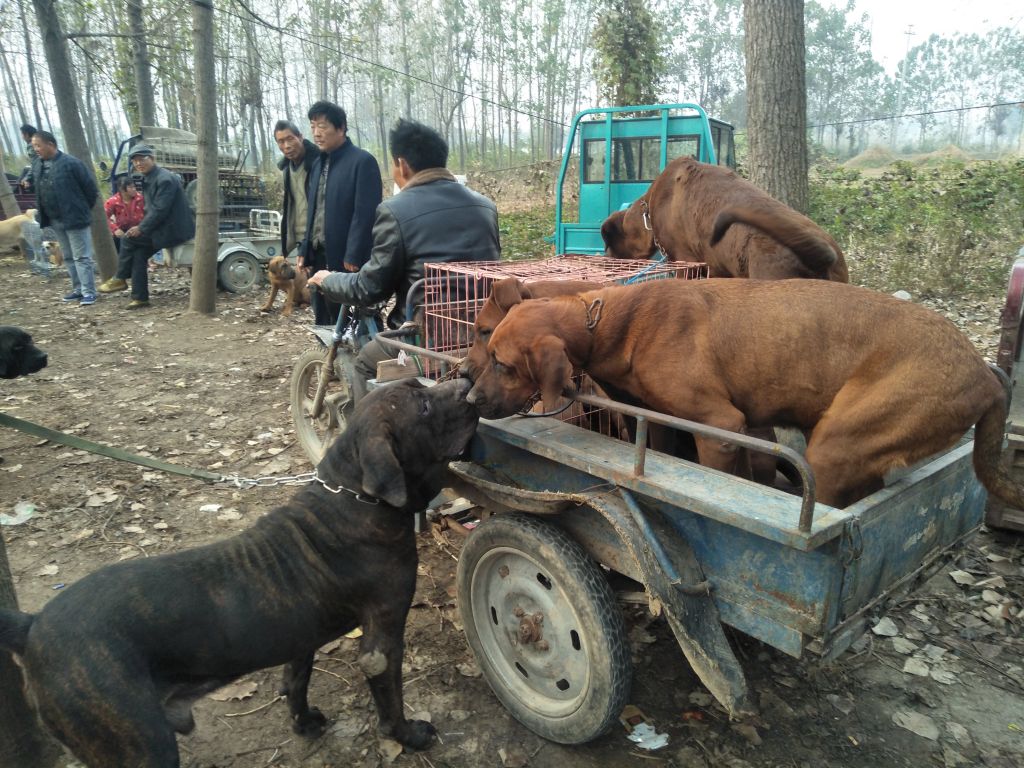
[29,130,98,306]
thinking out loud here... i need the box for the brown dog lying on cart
[601,157,848,282]
[466,278,1022,510]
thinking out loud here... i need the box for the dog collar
[639,198,670,260]
[578,296,604,330]
[313,470,379,504]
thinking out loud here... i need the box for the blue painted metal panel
[466,418,984,660]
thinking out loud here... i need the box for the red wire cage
[415,254,707,434]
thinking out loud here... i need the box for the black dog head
[318,378,479,510]
[0,326,47,379]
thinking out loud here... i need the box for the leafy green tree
[592,0,665,106]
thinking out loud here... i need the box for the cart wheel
[218,250,261,293]
[290,347,352,465]
[457,513,631,744]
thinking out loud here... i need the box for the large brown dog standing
[466,279,1022,510]
[261,255,310,315]
[601,157,848,282]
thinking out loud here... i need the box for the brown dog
[43,240,63,267]
[261,255,310,315]
[601,158,848,282]
[461,278,599,381]
[466,279,1022,509]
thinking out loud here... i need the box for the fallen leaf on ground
[872,617,899,636]
[209,679,257,701]
[893,710,939,740]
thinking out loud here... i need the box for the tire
[217,250,261,293]
[457,513,631,744]
[290,347,353,465]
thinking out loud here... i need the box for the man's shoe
[62,290,83,302]
[126,299,150,310]
[98,278,128,293]
[79,295,96,306]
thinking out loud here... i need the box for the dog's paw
[394,719,436,751]
[292,707,328,737]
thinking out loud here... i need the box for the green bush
[809,158,1024,297]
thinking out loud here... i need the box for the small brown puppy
[261,255,310,315]
[43,240,63,267]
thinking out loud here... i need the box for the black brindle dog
[0,377,479,767]
[0,325,48,379]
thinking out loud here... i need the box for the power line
[735,99,1024,135]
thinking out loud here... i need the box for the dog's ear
[529,336,576,411]
[491,278,529,312]
[601,210,625,249]
[358,430,407,507]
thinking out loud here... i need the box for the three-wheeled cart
[165,209,282,293]
[363,257,990,745]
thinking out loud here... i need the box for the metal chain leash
[216,470,379,504]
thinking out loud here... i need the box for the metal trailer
[988,248,1024,532]
[372,332,987,746]
[165,209,283,293]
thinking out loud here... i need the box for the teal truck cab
[554,103,735,256]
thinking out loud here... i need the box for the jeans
[120,235,154,300]
[51,223,96,297]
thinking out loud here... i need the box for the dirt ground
[1,253,1022,768]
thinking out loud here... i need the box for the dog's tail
[710,203,842,277]
[972,370,1024,510]
[0,608,34,655]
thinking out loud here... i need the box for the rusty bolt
[535,640,550,652]
[499,565,510,578]
[513,607,525,617]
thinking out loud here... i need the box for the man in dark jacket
[101,144,195,309]
[308,118,500,403]
[301,101,382,325]
[273,120,318,258]
[29,130,99,306]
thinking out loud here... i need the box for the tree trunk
[0,533,61,768]
[0,139,60,765]
[33,0,118,279]
[127,0,156,128]
[190,0,219,315]
[19,0,44,126]
[743,0,809,213]
[0,144,22,216]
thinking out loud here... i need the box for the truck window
[583,139,606,183]
[666,136,700,163]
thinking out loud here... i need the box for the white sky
[819,0,1024,74]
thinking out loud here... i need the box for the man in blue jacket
[300,101,382,325]
[103,144,195,309]
[308,119,500,404]
[29,131,99,306]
